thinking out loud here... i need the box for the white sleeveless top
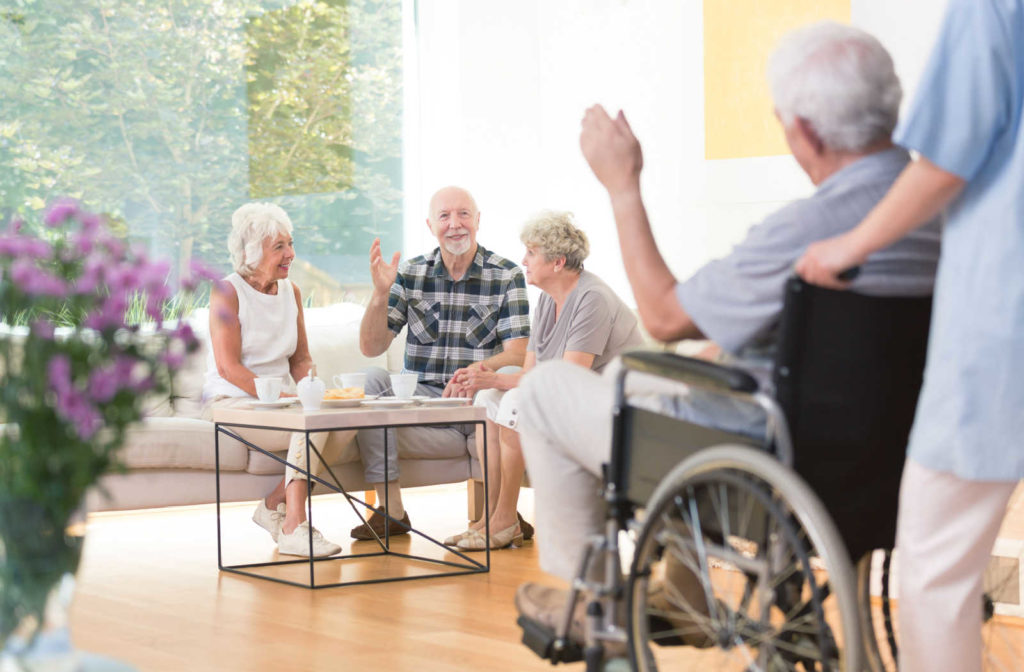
[202,273,299,400]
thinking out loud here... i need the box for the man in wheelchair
[514,22,941,670]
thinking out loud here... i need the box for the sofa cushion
[170,310,210,419]
[119,417,248,471]
[140,394,174,418]
[303,302,388,380]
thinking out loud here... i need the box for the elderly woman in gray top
[445,210,643,550]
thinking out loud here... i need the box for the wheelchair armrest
[619,350,760,395]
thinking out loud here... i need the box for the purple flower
[91,232,125,260]
[145,295,164,323]
[11,201,208,447]
[173,322,197,348]
[44,199,80,227]
[138,258,172,303]
[47,355,72,396]
[182,259,221,292]
[54,388,102,440]
[87,367,121,403]
[84,294,128,330]
[78,213,102,234]
[30,319,55,340]
[23,237,52,259]
[106,265,140,294]
[0,235,53,260]
[10,259,67,296]
[161,349,185,369]
[112,355,136,382]
[69,231,94,256]
[74,255,106,295]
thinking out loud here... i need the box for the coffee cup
[254,376,283,402]
[389,372,418,399]
[333,372,367,391]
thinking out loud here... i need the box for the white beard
[443,236,472,256]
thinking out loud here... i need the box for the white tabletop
[211,402,486,431]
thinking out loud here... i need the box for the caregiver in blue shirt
[797,2,1024,670]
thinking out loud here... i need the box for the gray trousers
[357,367,475,484]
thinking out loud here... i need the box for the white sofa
[85,303,484,514]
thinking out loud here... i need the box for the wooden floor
[71,485,563,672]
[71,484,1024,671]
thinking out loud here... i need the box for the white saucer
[416,397,472,407]
[321,398,363,408]
[248,398,298,409]
[361,399,415,408]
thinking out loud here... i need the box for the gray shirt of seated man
[662,146,940,438]
[529,270,644,372]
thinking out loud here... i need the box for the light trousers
[896,458,1017,672]
[519,361,615,581]
[202,396,352,487]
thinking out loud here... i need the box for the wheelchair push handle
[836,265,861,282]
[619,350,760,395]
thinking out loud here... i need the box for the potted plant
[0,200,215,669]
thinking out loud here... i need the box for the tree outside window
[0,0,403,304]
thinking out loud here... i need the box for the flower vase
[0,500,135,672]
[0,498,83,672]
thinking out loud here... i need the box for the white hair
[768,21,902,152]
[228,203,294,275]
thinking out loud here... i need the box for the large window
[0,0,403,304]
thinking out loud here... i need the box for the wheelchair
[518,277,1023,671]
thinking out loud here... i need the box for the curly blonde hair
[520,210,590,272]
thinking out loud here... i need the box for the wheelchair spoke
[629,460,848,672]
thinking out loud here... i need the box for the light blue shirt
[896,0,1024,480]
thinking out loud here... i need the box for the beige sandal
[456,523,523,551]
[443,528,475,546]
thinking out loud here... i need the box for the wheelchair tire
[858,545,1024,671]
[627,444,861,672]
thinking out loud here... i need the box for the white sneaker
[277,522,342,558]
[252,500,285,541]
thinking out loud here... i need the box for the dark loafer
[517,511,534,541]
[350,507,412,540]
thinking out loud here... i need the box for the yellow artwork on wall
[704,0,850,160]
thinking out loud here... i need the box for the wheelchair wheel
[627,445,861,671]
[859,544,1024,671]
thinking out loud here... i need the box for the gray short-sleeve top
[527,270,644,372]
[675,147,941,376]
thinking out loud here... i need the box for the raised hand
[580,105,644,197]
[369,237,401,296]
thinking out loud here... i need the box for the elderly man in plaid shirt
[352,185,531,539]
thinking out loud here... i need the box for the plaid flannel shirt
[387,245,531,387]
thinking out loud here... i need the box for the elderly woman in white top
[202,203,350,558]
[445,211,644,550]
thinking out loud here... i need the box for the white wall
[406,0,949,306]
